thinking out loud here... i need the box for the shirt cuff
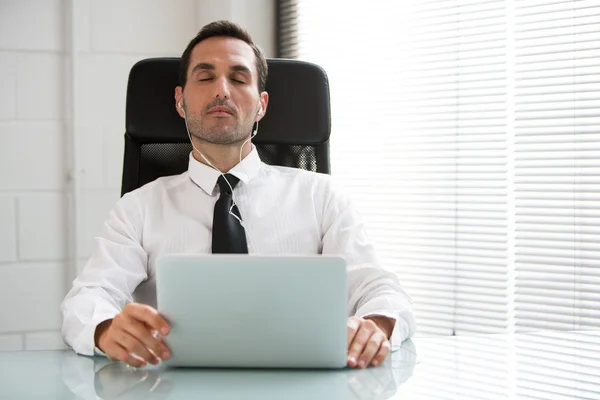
[359,310,404,351]
[93,346,107,357]
[354,295,416,351]
[74,311,118,356]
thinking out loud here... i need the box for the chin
[198,134,246,146]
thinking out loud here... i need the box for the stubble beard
[188,113,252,146]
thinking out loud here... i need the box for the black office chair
[121,58,331,196]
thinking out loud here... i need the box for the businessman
[61,20,416,369]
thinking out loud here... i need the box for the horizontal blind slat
[289,0,600,335]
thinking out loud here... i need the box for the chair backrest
[121,58,331,196]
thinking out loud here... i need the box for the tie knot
[217,174,240,195]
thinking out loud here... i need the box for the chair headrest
[126,58,331,145]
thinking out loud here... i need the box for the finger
[114,330,158,365]
[347,320,376,367]
[124,303,170,336]
[358,332,386,369]
[346,317,361,349]
[122,318,171,361]
[371,339,391,367]
[106,342,146,368]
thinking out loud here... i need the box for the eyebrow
[190,63,252,75]
[230,65,252,75]
[191,62,215,73]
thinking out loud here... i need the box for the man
[61,20,416,369]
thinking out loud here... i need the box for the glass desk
[1,331,598,399]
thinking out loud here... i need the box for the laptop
[155,254,348,368]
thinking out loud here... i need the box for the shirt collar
[188,146,262,195]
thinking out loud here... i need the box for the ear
[174,86,185,118]
[257,91,269,122]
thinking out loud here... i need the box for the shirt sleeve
[319,177,417,349]
[60,192,149,356]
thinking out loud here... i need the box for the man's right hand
[95,303,171,368]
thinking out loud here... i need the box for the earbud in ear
[178,102,183,109]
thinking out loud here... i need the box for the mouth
[207,106,234,116]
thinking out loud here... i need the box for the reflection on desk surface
[1,340,416,400]
[399,330,600,400]
[2,331,600,399]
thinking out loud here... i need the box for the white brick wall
[0,197,17,263]
[77,53,142,127]
[0,0,69,351]
[196,0,275,56]
[0,0,274,351]
[77,125,104,189]
[0,0,64,52]
[90,0,198,55]
[25,331,68,351]
[0,53,17,120]
[18,194,67,261]
[17,54,66,120]
[0,122,65,190]
[0,334,23,351]
[0,262,66,332]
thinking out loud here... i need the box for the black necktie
[212,174,248,254]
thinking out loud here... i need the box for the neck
[191,139,253,172]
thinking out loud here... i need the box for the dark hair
[179,20,268,92]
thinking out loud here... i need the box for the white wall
[196,0,275,56]
[0,0,275,351]
[0,0,69,352]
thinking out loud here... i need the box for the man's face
[176,37,267,146]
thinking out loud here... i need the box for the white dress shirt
[61,148,416,356]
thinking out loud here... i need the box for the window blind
[277,0,600,335]
[513,0,600,331]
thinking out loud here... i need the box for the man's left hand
[346,316,394,368]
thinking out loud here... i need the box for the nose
[213,75,231,99]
